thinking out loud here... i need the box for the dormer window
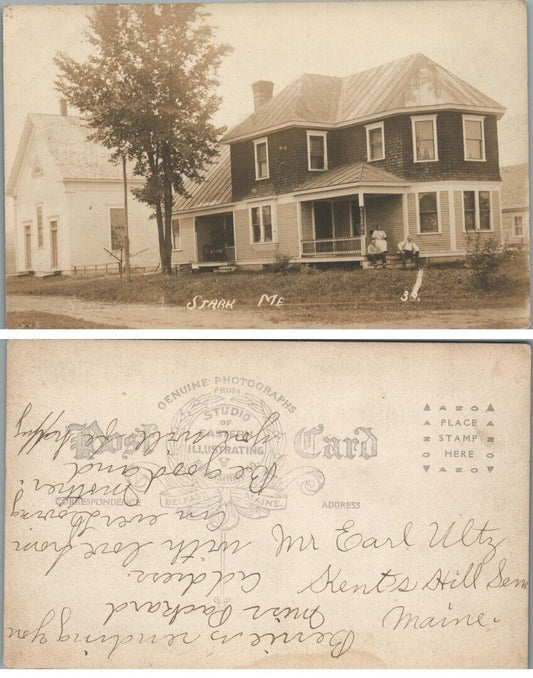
[411,115,438,162]
[254,138,269,180]
[365,122,385,161]
[463,115,486,161]
[307,131,327,171]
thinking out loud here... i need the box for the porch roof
[293,161,406,194]
[174,146,232,212]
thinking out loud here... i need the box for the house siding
[331,112,500,183]
[233,207,278,262]
[454,189,502,250]
[231,127,314,203]
[172,216,196,264]
[406,190,451,252]
[365,195,404,250]
[14,132,71,272]
[67,182,159,269]
[230,112,500,203]
[277,202,300,258]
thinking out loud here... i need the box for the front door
[50,220,58,268]
[24,224,31,269]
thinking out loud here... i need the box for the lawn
[6,255,529,313]
[7,311,127,329]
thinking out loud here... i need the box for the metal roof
[173,146,232,211]
[222,53,506,143]
[294,162,406,193]
[174,155,407,214]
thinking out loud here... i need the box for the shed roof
[500,163,529,210]
[222,53,505,143]
[7,113,136,194]
[173,146,232,212]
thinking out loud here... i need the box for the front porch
[299,192,404,261]
[195,212,235,264]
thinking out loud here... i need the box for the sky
[3,0,529,177]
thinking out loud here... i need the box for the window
[172,218,181,250]
[513,215,524,237]
[251,205,274,243]
[418,192,439,233]
[36,205,44,248]
[463,115,485,161]
[254,138,269,180]
[32,157,42,176]
[463,191,491,231]
[365,122,385,161]
[412,115,438,162]
[307,131,327,170]
[110,207,126,249]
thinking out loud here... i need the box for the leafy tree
[55,4,231,274]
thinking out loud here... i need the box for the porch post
[359,192,366,256]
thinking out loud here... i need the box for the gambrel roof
[222,53,505,143]
[7,114,137,194]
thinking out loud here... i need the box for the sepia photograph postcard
[3,1,530,329]
[3,340,530,668]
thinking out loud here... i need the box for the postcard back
[3,341,530,668]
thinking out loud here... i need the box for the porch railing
[301,236,363,257]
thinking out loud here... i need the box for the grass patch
[6,256,529,312]
[7,311,128,329]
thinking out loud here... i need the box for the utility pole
[122,154,131,282]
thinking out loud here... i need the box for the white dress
[372,229,387,253]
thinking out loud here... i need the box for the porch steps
[216,264,237,274]
[363,253,420,270]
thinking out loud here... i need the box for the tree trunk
[161,143,174,275]
[155,200,166,271]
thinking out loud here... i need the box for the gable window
[36,205,44,248]
[513,215,524,237]
[32,157,42,176]
[463,190,491,231]
[412,115,438,162]
[254,138,269,180]
[110,207,126,249]
[172,218,181,250]
[251,205,274,243]
[463,115,485,161]
[418,192,439,233]
[307,131,327,171]
[365,122,385,161]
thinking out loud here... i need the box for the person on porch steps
[371,225,387,265]
[397,235,421,269]
[367,238,385,267]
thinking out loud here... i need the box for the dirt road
[7,294,530,329]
